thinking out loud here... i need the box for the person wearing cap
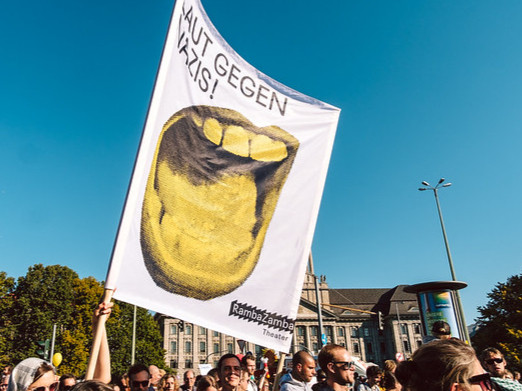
[422,321,451,344]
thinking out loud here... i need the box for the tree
[107,300,166,375]
[0,271,16,367]
[471,273,522,372]
[0,264,166,376]
[8,264,79,364]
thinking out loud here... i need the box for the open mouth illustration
[140,105,299,300]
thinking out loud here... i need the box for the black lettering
[240,76,255,98]
[187,48,199,76]
[199,67,211,92]
[256,84,269,107]
[190,17,203,45]
[178,38,189,64]
[184,6,194,31]
[227,64,241,88]
[214,53,228,77]
[201,32,213,56]
[270,92,287,116]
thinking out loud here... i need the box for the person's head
[366,366,383,387]
[315,370,326,383]
[195,376,216,391]
[396,338,493,391]
[382,371,401,391]
[8,358,56,391]
[206,369,219,385]
[148,366,161,387]
[183,371,195,388]
[240,355,256,377]
[128,364,151,391]
[159,375,177,391]
[238,372,250,391]
[58,375,76,391]
[217,354,241,391]
[480,348,506,378]
[3,368,12,377]
[384,361,397,374]
[318,344,355,386]
[432,321,452,340]
[70,381,113,391]
[291,351,316,383]
[513,371,521,381]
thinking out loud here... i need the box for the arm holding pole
[85,289,114,381]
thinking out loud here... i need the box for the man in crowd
[279,351,317,391]
[241,354,258,391]
[218,354,242,391]
[180,370,196,391]
[481,348,522,391]
[356,366,382,391]
[316,344,355,391]
[481,348,508,378]
[128,364,152,391]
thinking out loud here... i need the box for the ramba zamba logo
[229,300,295,333]
[140,105,300,300]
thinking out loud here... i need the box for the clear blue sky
[1,1,521,325]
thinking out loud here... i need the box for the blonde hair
[396,339,477,391]
[158,374,178,391]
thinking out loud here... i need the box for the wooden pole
[85,289,114,380]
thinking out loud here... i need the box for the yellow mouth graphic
[140,105,299,300]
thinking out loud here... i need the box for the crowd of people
[0,305,521,391]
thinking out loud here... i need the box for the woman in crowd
[396,338,493,391]
[195,376,217,391]
[158,374,178,391]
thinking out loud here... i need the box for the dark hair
[217,354,240,372]
[71,380,113,391]
[318,344,345,373]
[206,369,219,383]
[292,351,313,367]
[59,374,77,390]
[396,339,476,391]
[366,366,382,378]
[241,354,255,367]
[480,347,503,362]
[382,371,399,391]
[431,321,451,336]
[128,364,150,381]
[33,362,56,383]
[196,376,216,391]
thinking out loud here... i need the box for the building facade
[156,272,423,374]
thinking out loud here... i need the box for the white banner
[105,0,340,352]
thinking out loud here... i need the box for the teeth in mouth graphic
[141,105,299,300]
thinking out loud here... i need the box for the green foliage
[0,271,16,367]
[0,264,166,376]
[107,301,166,375]
[472,273,522,372]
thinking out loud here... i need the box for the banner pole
[85,289,114,380]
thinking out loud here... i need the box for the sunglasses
[131,381,150,388]
[331,361,355,370]
[468,373,493,391]
[33,382,59,391]
[484,358,503,365]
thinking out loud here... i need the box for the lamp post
[418,178,470,343]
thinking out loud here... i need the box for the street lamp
[418,178,470,342]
